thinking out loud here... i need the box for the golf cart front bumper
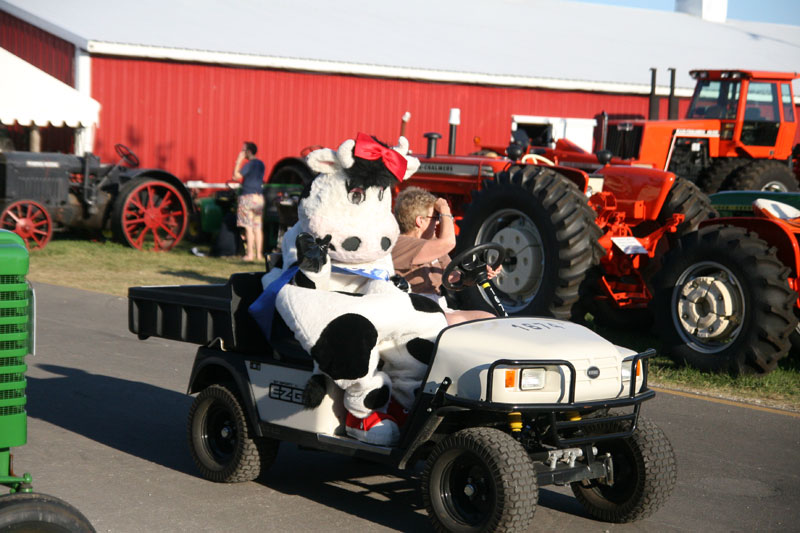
[427,348,657,447]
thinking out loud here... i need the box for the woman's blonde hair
[394,186,436,234]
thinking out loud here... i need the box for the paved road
[12,283,800,532]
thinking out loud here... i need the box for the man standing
[232,141,266,261]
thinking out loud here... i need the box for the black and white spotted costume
[257,134,448,445]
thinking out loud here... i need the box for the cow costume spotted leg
[253,134,447,446]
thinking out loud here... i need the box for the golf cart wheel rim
[0,200,53,249]
[671,260,745,353]
[761,180,789,193]
[202,402,237,464]
[476,207,544,314]
[121,181,187,251]
[436,449,495,527]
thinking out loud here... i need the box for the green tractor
[0,229,94,531]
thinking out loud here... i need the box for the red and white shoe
[345,411,400,446]
[386,398,410,428]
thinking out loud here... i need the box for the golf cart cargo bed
[128,272,270,354]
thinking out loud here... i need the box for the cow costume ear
[306,148,340,175]
[403,154,420,181]
[337,139,356,169]
[392,136,420,181]
[393,136,410,156]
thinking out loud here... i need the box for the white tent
[0,47,100,152]
[0,47,99,128]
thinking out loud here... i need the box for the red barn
[2,0,798,184]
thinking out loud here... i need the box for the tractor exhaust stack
[424,132,442,158]
[649,68,660,120]
[448,108,460,155]
[668,68,678,119]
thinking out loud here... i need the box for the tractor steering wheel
[442,242,505,292]
[115,143,140,168]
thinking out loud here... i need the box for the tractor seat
[753,198,800,223]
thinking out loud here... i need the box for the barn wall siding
[0,10,74,86]
[91,56,669,182]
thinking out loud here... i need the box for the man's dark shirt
[240,159,266,195]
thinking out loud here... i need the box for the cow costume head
[301,133,420,265]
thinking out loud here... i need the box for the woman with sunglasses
[392,186,499,324]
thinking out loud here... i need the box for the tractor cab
[686,70,797,156]
[524,70,800,193]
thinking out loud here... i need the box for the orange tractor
[504,70,800,194]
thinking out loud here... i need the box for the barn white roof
[0,47,100,128]
[1,0,798,96]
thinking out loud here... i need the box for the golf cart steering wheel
[442,242,505,292]
[115,143,140,168]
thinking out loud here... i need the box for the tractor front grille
[606,124,644,160]
[0,234,31,448]
[0,307,26,318]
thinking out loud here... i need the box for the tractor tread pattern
[659,177,717,236]
[727,159,799,192]
[696,157,748,193]
[458,167,595,318]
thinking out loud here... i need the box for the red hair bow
[353,132,407,181]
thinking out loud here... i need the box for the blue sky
[574,0,800,26]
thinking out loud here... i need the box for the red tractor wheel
[0,200,53,250]
[111,178,188,251]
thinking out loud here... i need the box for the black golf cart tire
[0,492,95,532]
[727,160,799,192]
[188,384,277,483]
[571,416,676,523]
[695,157,747,193]
[651,225,796,375]
[421,427,537,533]
[456,166,595,318]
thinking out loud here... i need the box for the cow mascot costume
[251,133,448,445]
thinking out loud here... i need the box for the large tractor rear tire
[727,160,799,192]
[111,178,189,251]
[696,158,748,194]
[655,177,717,238]
[652,224,796,375]
[455,166,595,318]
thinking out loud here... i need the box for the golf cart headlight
[622,360,642,381]
[520,368,546,390]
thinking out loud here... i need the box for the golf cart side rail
[127,272,270,354]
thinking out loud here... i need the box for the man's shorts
[237,193,264,229]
